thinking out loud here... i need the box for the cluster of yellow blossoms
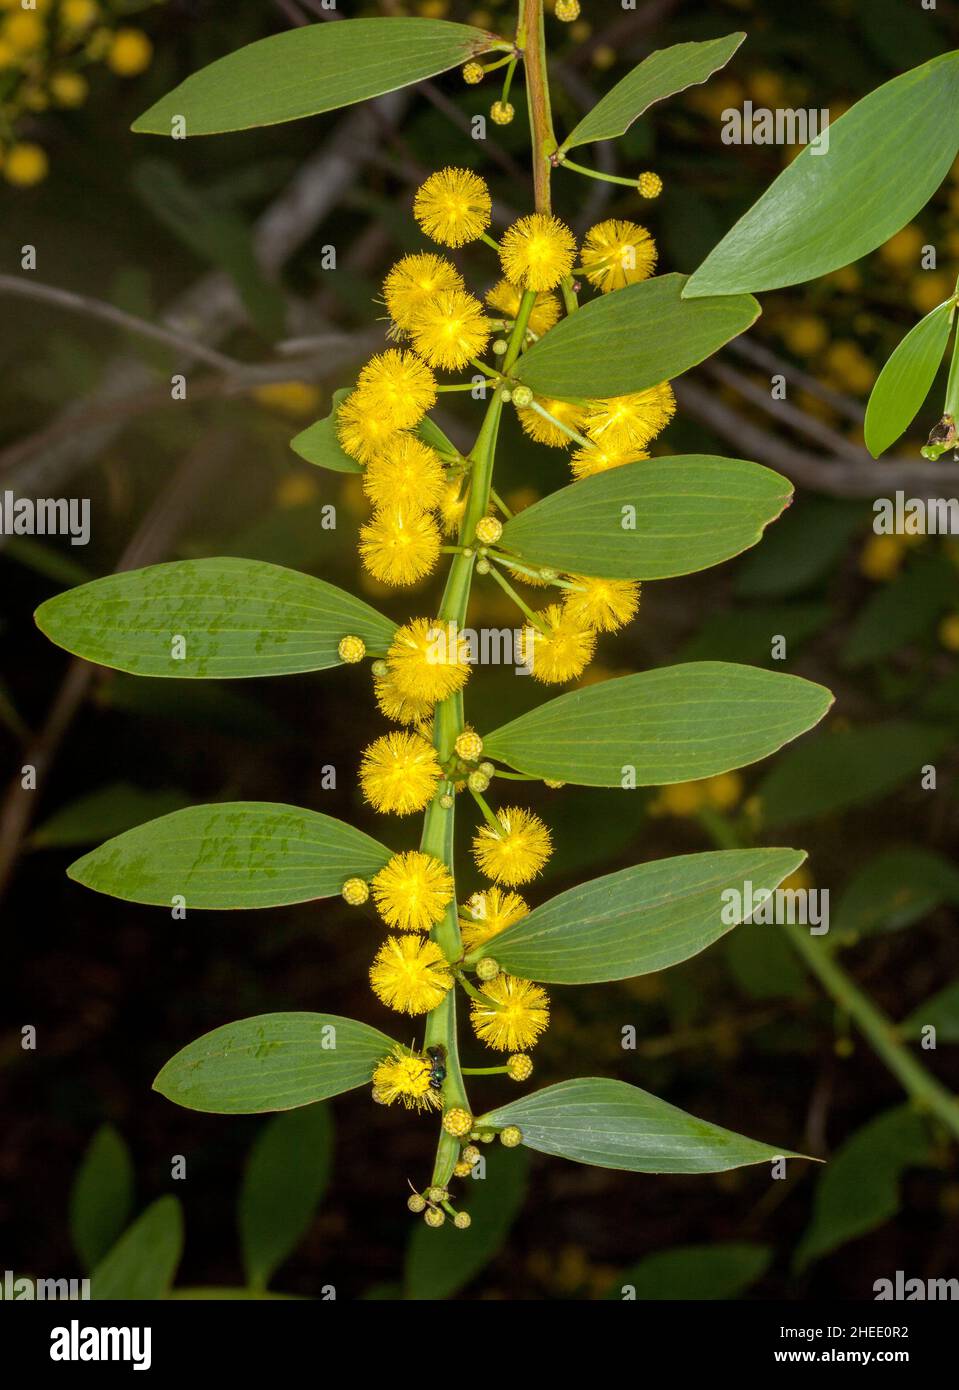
[0,0,156,186]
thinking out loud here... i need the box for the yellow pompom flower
[360,731,442,815]
[372,850,454,932]
[383,253,465,333]
[61,0,99,28]
[570,441,648,479]
[373,670,434,728]
[563,577,641,632]
[519,605,596,683]
[585,382,676,450]
[3,142,49,187]
[517,395,587,448]
[581,219,657,293]
[637,171,663,198]
[336,392,402,465]
[491,100,514,125]
[413,167,492,247]
[651,781,706,817]
[438,479,468,537]
[107,27,153,76]
[370,935,454,1014]
[353,349,437,430]
[3,10,44,52]
[499,213,577,291]
[702,770,743,811]
[472,806,552,884]
[359,507,441,587]
[410,288,491,370]
[459,886,529,951]
[470,973,550,1051]
[50,71,89,108]
[859,533,905,582]
[372,1046,441,1111]
[362,434,445,512]
[485,280,561,337]
[387,617,472,705]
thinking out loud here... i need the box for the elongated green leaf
[466,848,805,983]
[794,1107,932,1271]
[483,662,832,787]
[31,783,191,850]
[154,1013,395,1114]
[513,274,759,401]
[35,558,396,678]
[610,1243,771,1300]
[685,51,959,297]
[290,388,361,474]
[843,552,957,669]
[240,1106,333,1290]
[560,33,745,152]
[498,456,792,579]
[476,1078,803,1174]
[69,1125,136,1273]
[834,848,959,946]
[91,1197,184,1300]
[133,18,499,136]
[865,302,955,457]
[901,980,959,1044]
[68,802,392,909]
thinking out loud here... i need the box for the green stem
[945,323,959,420]
[462,1065,509,1076]
[485,561,548,631]
[557,155,638,189]
[518,0,555,214]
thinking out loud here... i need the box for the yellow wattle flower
[570,441,648,479]
[517,395,587,448]
[336,393,403,465]
[499,212,577,291]
[359,507,441,587]
[459,886,529,951]
[581,219,657,293]
[484,280,561,337]
[386,617,471,705]
[383,252,465,332]
[519,604,596,683]
[409,288,491,370]
[353,349,437,430]
[563,577,641,633]
[373,670,434,728]
[107,27,153,77]
[472,806,553,885]
[371,850,454,931]
[362,434,446,512]
[470,973,550,1052]
[371,1046,442,1111]
[369,934,454,1014]
[438,478,468,537]
[359,731,442,815]
[413,166,492,247]
[585,382,676,451]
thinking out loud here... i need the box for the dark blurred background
[3,0,959,1300]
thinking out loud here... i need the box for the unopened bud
[500,1125,523,1148]
[476,957,499,981]
[407,1193,426,1213]
[342,876,369,906]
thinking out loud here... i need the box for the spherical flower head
[581,219,657,293]
[408,1192,427,1212]
[476,956,500,981]
[702,770,743,811]
[438,479,468,537]
[468,771,490,793]
[453,1211,472,1230]
[454,1159,472,1177]
[341,876,370,907]
[410,288,492,371]
[499,213,577,292]
[462,1144,481,1166]
[491,100,514,125]
[638,171,663,199]
[462,61,484,85]
[4,10,44,54]
[62,0,99,28]
[571,440,648,480]
[518,605,596,684]
[563,577,641,633]
[507,1053,534,1082]
[353,350,436,430]
[517,395,587,448]
[459,885,529,951]
[413,167,492,248]
[50,71,89,108]
[485,281,561,338]
[499,1124,524,1148]
[359,507,441,587]
[369,934,453,1014]
[362,434,445,512]
[372,1045,442,1112]
[652,781,706,818]
[474,515,503,546]
[555,0,581,20]
[360,731,442,816]
[387,617,472,705]
[443,1106,473,1138]
[472,807,552,885]
[108,28,153,77]
[585,382,676,451]
[4,142,49,187]
[424,1206,446,1228]
[338,634,367,664]
[371,850,454,931]
[383,253,465,333]
[427,1185,449,1204]
[373,669,434,729]
[471,973,550,1051]
[336,392,402,465]
[455,730,484,762]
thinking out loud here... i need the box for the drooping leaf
[482,662,832,787]
[90,1196,184,1300]
[35,558,396,678]
[559,34,745,153]
[30,784,192,850]
[464,848,805,983]
[512,274,759,401]
[901,981,959,1044]
[476,1078,804,1174]
[290,388,361,474]
[240,1106,333,1290]
[794,1107,932,1271]
[154,1013,395,1114]
[404,1149,529,1300]
[684,51,959,296]
[609,1242,771,1300]
[133,18,500,136]
[865,301,954,457]
[69,1125,136,1273]
[497,457,792,580]
[833,848,959,946]
[68,802,392,909]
